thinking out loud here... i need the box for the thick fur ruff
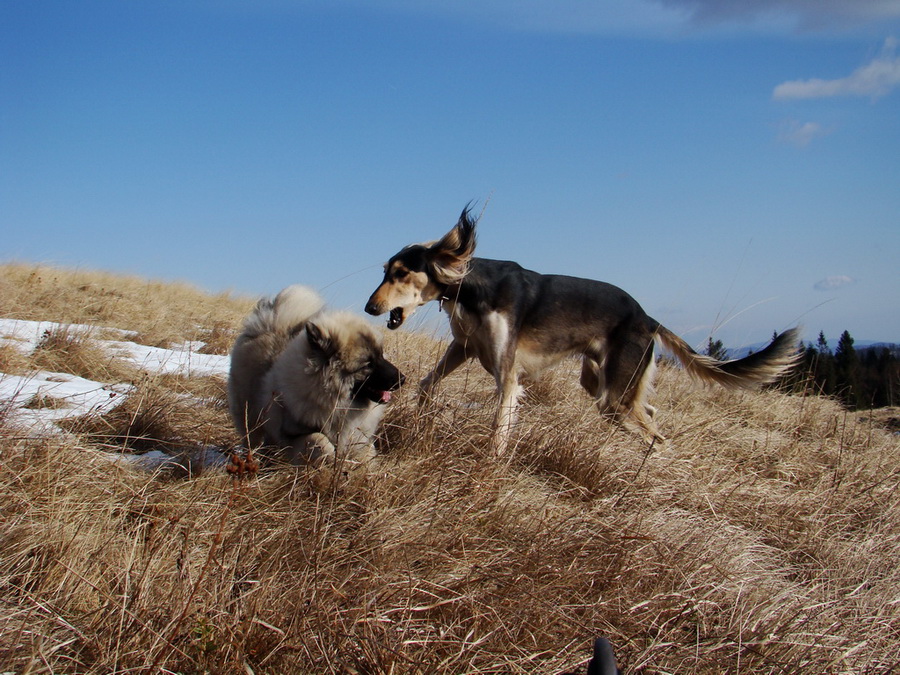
[366,206,800,453]
[228,285,404,464]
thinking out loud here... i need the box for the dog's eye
[351,363,373,377]
[395,269,409,280]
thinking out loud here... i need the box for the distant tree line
[705,331,900,410]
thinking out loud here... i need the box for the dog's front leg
[419,339,468,403]
[481,315,521,455]
[288,432,336,466]
[491,368,523,456]
[490,327,523,455]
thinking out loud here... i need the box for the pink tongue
[380,391,392,403]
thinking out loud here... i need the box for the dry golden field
[1,263,898,674]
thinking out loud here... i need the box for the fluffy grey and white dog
[228,285,404,464]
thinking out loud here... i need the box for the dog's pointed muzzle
[364,298,381,316]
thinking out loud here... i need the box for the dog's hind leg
[580,344,608,410]
[419,339,469,403]
[594,331,665,445]
[234,402,266,451]
[619,357,665,446]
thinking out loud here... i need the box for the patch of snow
[0,317,134,353]
[0,371,132,434]
[1,317,233,471]
[103,339,229,378]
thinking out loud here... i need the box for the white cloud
[814,275,857,291]
[777,119,832,146]
[774,38,900,100]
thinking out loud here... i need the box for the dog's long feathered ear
[306,322,336,361]
[427,204,477,285]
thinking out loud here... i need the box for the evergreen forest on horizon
[706,330,900,411]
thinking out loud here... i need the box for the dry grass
[0,342,32,376]
[1,262,899,674]
[0,262,253,349]
[67,372,234,456]
[29,325,140,384]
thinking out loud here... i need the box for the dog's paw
[301,432,337,464]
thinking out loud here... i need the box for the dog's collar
[438,284,462,312]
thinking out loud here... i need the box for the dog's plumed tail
[242,284,325,338]
[653,325,801,390]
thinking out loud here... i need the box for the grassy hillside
[1,263,898,674]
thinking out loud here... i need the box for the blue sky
[2,0,899,349]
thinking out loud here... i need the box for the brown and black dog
[366,206,799,454]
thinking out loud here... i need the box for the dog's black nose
[364,298,380,315]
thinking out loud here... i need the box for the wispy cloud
[656,0,900,30]
[774,37,900,100]
[310,0,900,35]
[814,275,857,291]
[777,119,833,146]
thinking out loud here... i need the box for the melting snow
[1,317,231,471]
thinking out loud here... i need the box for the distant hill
[729,340,900,360]
[856,342,900,357]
